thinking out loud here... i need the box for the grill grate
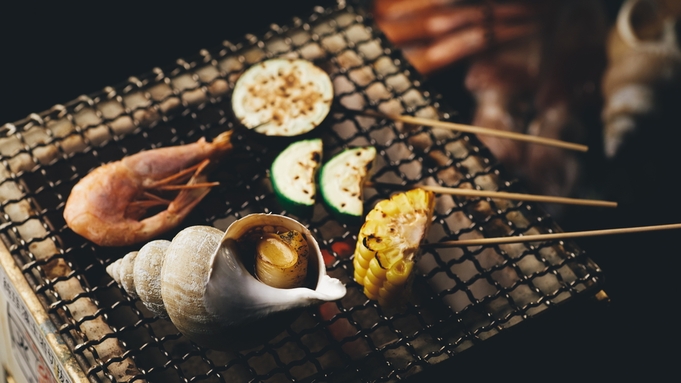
[0,2,603,382]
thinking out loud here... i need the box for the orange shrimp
[63,130,233,247]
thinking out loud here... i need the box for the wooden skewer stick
[355,109,588,152]
[366,182,617,208]
[425,223,681,248]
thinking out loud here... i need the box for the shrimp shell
[63,130,233,247]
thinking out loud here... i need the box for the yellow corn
[386,260,412,285]
[352,188,435,307]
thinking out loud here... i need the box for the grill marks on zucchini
[319,147,377,223]
[231,59,333,137]
[271,142,376,220]
[271,139,323,216]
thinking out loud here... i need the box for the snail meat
[244,227,310,289]
[106,213,346,350]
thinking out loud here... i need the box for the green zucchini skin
[271,139,323,216]
[319,146,376,224]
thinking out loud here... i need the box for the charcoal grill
[0,1,604,382]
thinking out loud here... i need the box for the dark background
[1,1,676,381]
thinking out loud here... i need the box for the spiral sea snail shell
[106,213,346,350]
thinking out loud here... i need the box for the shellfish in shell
[106,213,346,350]
[602,0,681,158]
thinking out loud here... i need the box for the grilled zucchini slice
[271,139,323,216]
[319,146,376,223]
[231,59,333,138]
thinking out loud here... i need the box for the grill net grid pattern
[0,3,602,382]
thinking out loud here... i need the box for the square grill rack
[0,1,603,382]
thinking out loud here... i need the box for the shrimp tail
[212,130,233,149]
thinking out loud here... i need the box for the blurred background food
[376,0,681,222]
[1,0,679,380]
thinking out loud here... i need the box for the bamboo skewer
[366,182,617,208]
[355,109,588,152]
[425,223,681,248]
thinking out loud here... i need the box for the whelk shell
[106,213,346,350]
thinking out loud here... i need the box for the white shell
[602,0,681,158]
[106,213,346,350]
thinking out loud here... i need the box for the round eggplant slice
[271,139,323,216]
[319,146,376,223]
[232,58,333,138]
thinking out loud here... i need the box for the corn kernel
[364,286,379,300]
[386,260,413,286]
[365,267,384,287]
[369,257,388,276]
[355,244,372,259]
[354,267,367,284]
[355,255,371,271]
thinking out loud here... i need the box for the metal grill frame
[0,1,604,382]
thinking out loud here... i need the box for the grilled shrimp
[63,130,233,247]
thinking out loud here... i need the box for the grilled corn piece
[353,188,435,306]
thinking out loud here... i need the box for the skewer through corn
[353,188,435,307]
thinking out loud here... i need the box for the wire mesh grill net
[0,2,602,382]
